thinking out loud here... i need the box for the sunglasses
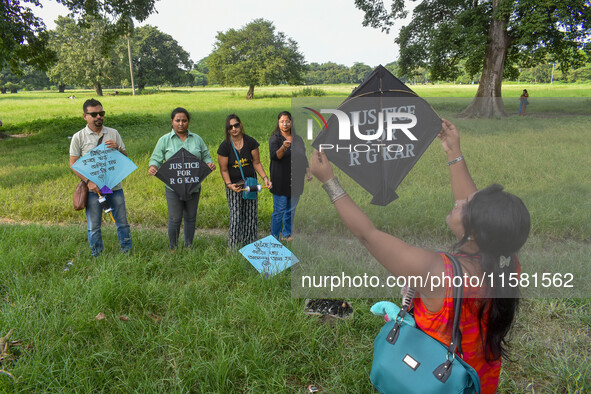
[86,111,105,118]
[229,122,241,129]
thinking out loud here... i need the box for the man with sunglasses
[69,98,132,257]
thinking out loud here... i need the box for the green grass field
[1,84,590,392]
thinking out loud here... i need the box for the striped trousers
[226,187,258,249]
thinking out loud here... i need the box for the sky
[32,0,412,67]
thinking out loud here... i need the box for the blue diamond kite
[239,235,299,277]
[71,142,138,194]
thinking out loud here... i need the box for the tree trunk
[127,36,136,96]
[459,0,509,118]
[58,84,66,93]
[94,81,103,96]
[245,84,255,100]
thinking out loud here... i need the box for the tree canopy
[0,0,158,74]
[47,16,123,96]
[355,0,591,117]
[45,18,193,95]
[0,63,51,93]
[305,62,374,84]
[123,25,192,90]
[206,19,306,99]
[0,0,55,72]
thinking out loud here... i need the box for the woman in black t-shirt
[269,111,311,241]
[217,113,272,248]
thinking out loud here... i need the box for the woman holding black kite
[310,119,530,394]
[148,107,216,250]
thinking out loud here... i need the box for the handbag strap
[230,140,246,182]
[393,253,464,355]
[446,253,464,356]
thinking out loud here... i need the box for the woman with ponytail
[310,119,530,394]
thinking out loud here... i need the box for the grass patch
[0,224,589,392]
[0,224,380,392]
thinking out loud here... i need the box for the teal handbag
[231,140,258,200]
[370,254,481,394]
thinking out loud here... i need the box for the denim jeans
[86,189,132,256]
[271,194,300,239]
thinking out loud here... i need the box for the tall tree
[354,0,591,117]
[47,16,124,96]
[0,0,158,74]
[207,19,306,99]
[122,25,192,90]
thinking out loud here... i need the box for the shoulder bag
[370,253,481,394]
[73,136,103,210]
[73,181,88,210]
[231,140,258,200]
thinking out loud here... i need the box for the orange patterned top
[413,253,500,394]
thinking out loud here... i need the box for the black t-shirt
[217,134,260,183]
[269,132,309,196]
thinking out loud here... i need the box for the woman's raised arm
[439,119,477,202]
[310,149,445,298]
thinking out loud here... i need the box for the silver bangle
[447,155,464,166]
[322,177,347,203]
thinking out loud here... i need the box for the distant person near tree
[69,99,132,257]
[518,89,529,116]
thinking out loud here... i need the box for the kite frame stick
[238,185,268,192]
[97,191,116,223]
